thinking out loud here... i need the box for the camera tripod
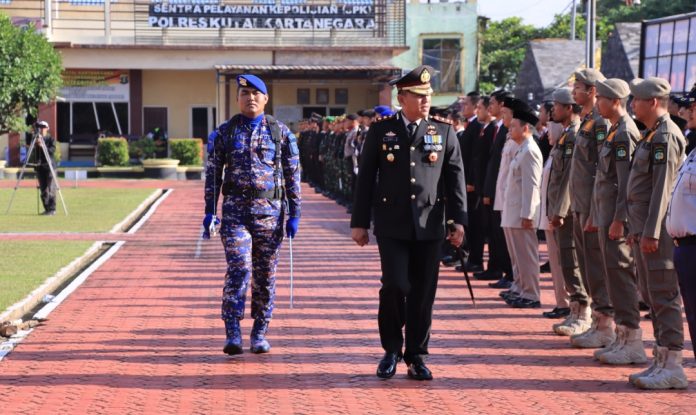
[5,132,68,215]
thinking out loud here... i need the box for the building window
[642,16,696,94]
[191,107,217,141]
[422,38,461,93]
[316,88,329,105]
[297,88,310,105]
[335,88,348,105]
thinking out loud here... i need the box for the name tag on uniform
[563,143,574,158]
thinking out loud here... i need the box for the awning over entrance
[214,64,401,81]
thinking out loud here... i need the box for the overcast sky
[477,0,576,28]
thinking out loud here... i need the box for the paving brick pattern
[0,180,694,414]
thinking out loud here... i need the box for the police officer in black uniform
[351,65,467,381]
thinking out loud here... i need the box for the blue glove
[202,214,220,239]
[286,217,299,239]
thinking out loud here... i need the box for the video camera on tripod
[4,121,68,215]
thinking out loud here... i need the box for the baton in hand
[289,236,294,309]
[447,222,477,308]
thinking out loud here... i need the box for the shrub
[97,137,129,166]
[129,138,157,160]
[169,138,203,166]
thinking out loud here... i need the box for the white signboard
[60,70,130,102]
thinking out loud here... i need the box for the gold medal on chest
[387,153,395,162]
[429,152,438,162]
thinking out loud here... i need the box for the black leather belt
[674,235,696,247]
[221,183,282,199]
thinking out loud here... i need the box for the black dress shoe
[407,362,433,381]
[639,301,650,311]
[511,298,541,309]
[376,352,402,379]
[474,270,503,281]
[499,289,513,299]
[504,293,521,305]
[441,256,459,267]
[456,263,483,273]
[489,278,512,289]
[542,307,570,319]
[539,262,551,273]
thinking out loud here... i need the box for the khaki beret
[596,78,630,99]
[629,77,671,99]
[552,87,575,105]
[574,68,606,86]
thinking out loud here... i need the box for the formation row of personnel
[446,71,695,390]
[297,107,394,211]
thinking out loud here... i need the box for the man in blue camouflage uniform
[203,74,301,356]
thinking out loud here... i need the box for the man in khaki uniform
[626,77,688,390]
[591,78,647,365]
[547,88,590,335]
[568,69,615,349]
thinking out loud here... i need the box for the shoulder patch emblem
[615,143,628,161]
[653,142,667,164]
[595,125,607,141]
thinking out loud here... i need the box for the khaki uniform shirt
[593,113,640,227]
[570,110,611,215]
[547,121,580,219]
[627,113,686,240]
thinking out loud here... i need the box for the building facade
[392,0,478,107]
[1,0,407,164]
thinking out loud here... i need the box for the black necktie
[407,122,417,139]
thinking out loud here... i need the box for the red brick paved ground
[0,180,695,414]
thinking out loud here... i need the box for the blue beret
[236,74,268,95]
[374,105,393,117]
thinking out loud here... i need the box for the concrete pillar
[378,83,392,106]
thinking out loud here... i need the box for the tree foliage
[0,13,62,134]
[479,17,540,93]
[479,0,696,93]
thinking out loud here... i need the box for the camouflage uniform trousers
[220,213,284,324]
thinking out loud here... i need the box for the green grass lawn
[0,188,156,233]
[0,241,93,313]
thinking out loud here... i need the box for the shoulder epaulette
[432,115,453,125]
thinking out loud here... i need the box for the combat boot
[635,347,688,390]
[571,311,615,349]
[593,325,623,360]
[555,302,591,336]
[250,319,271,354]
[628,346,660,385]
[223,319,243,355]
[600,326,647,365]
